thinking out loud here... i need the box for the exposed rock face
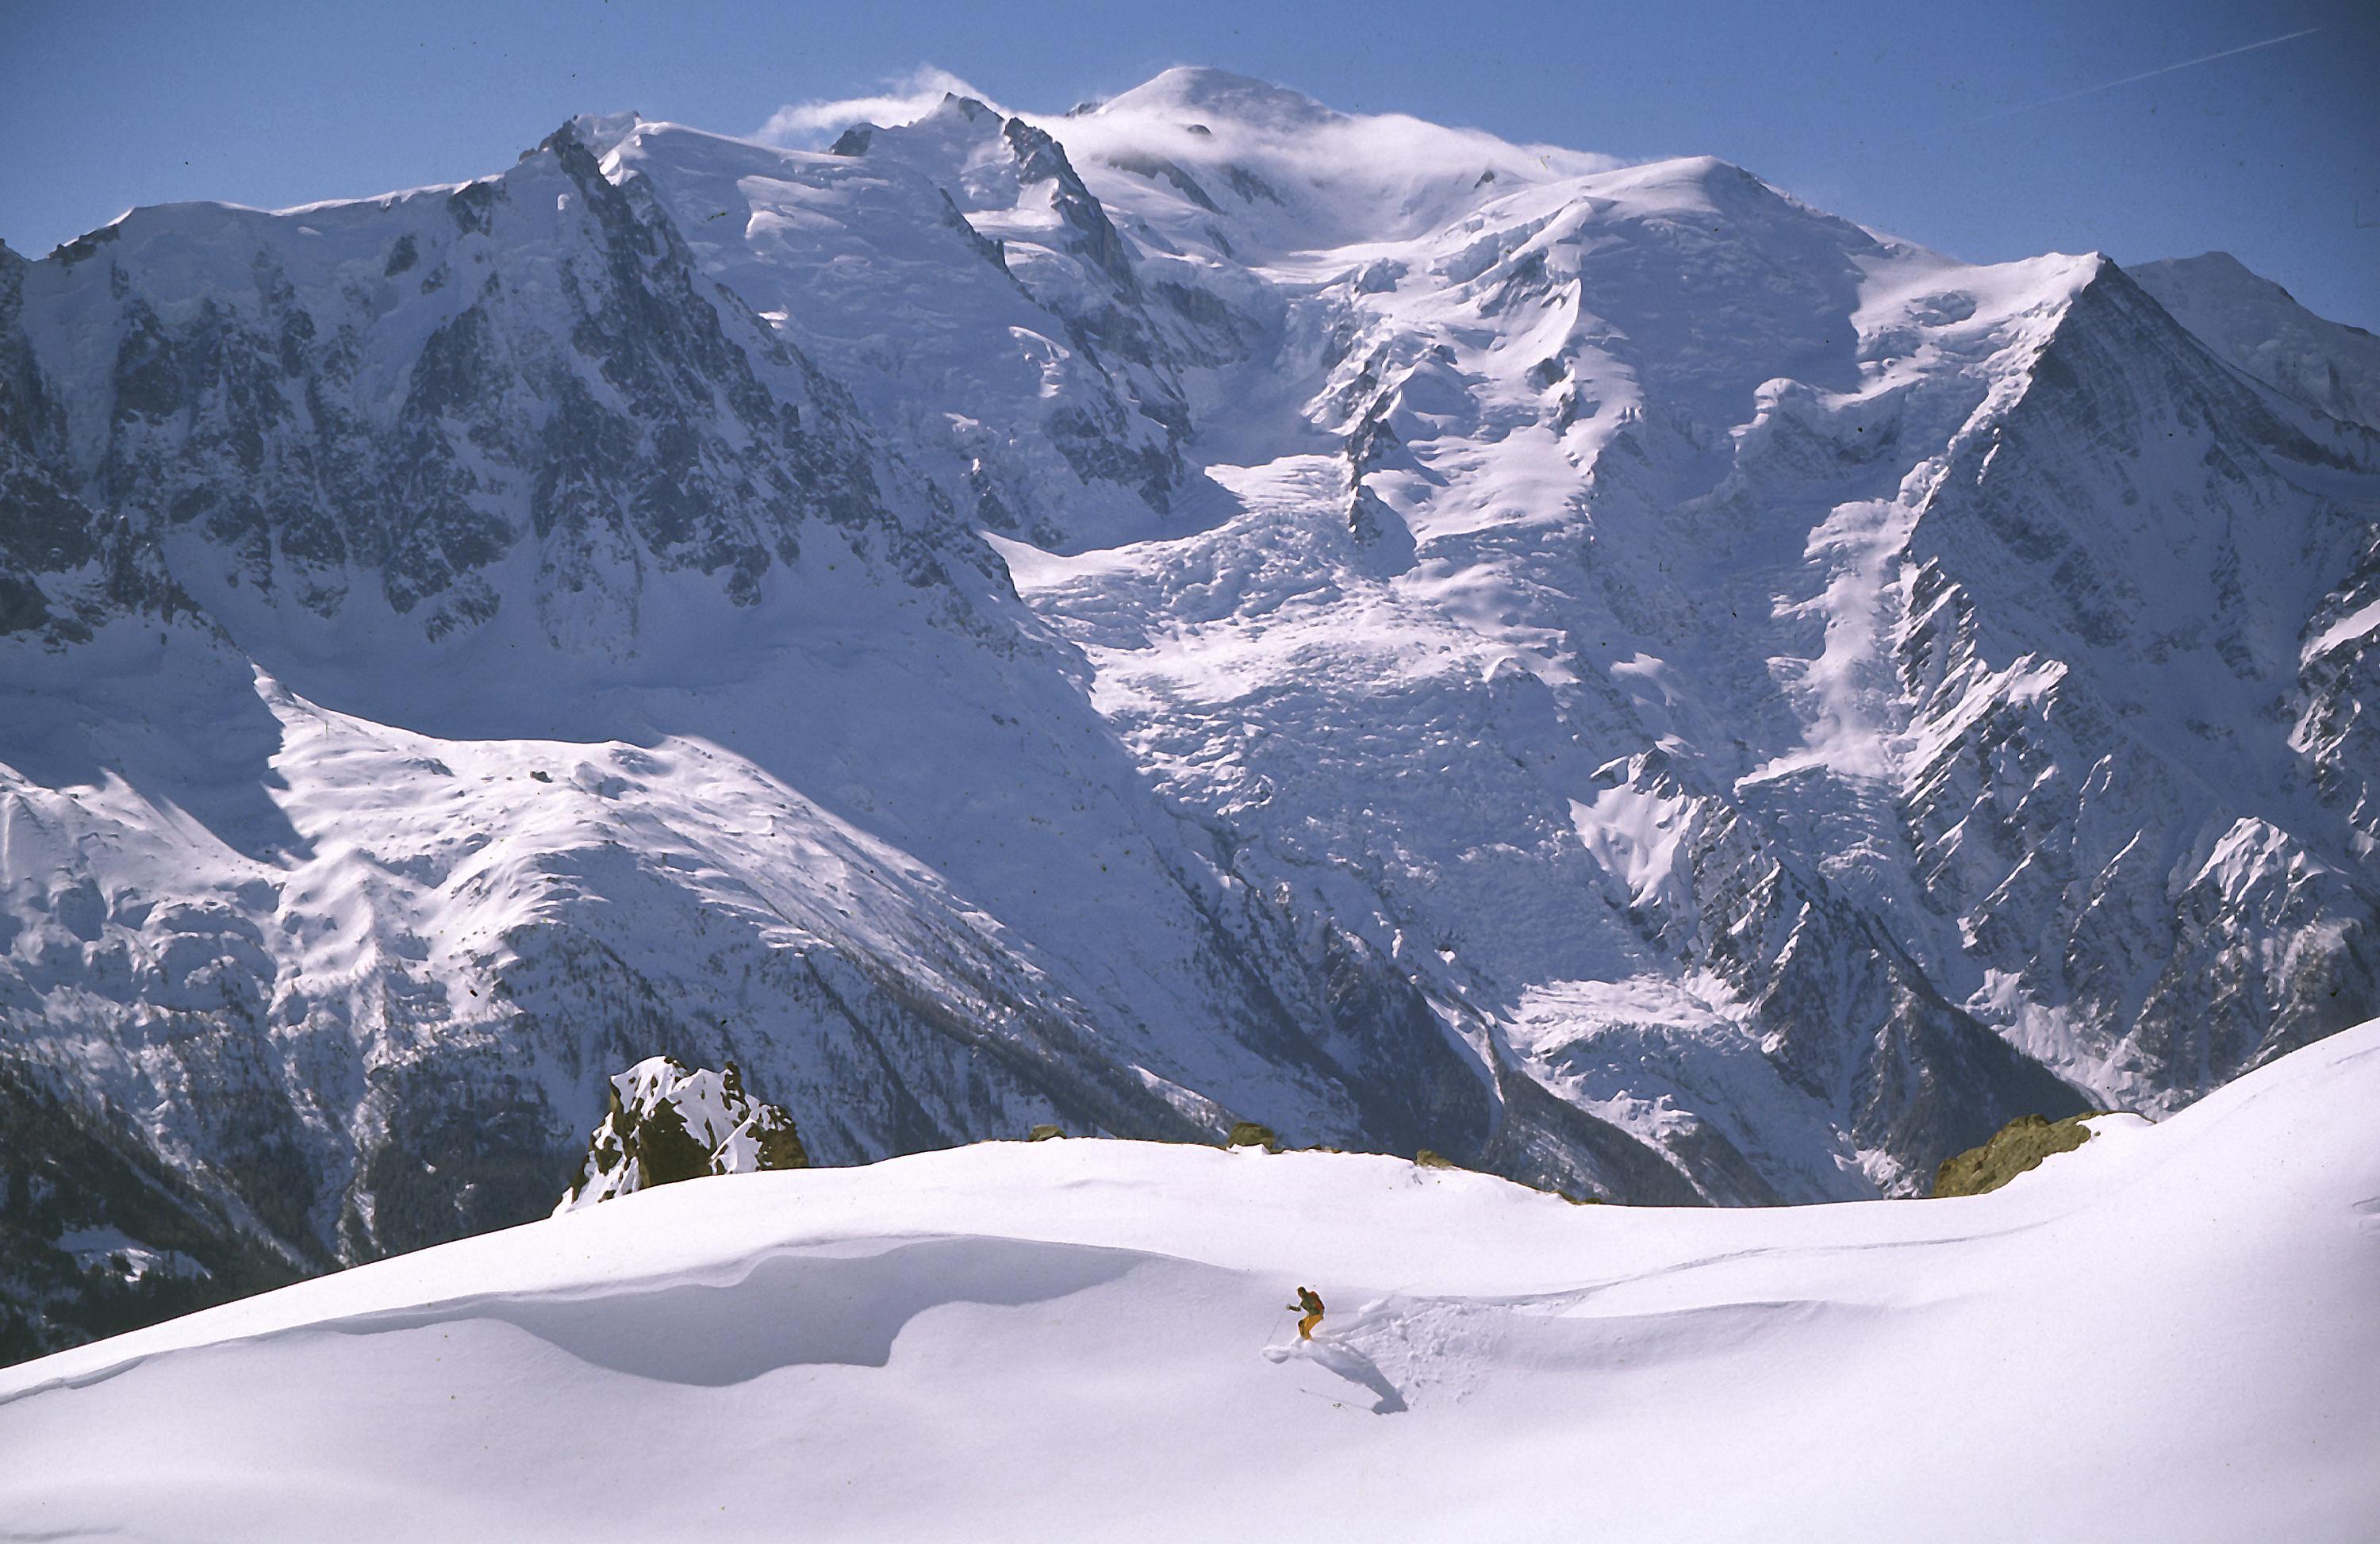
[0,1056,307,1364]
[555,1057,809,1213]
[6,126,971,647]
[1931,1112,2099,1198]
[2,69,2374,1358]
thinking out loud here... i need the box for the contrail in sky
[1927,26,2322,135]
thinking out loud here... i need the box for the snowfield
[4,1018,2374,1542]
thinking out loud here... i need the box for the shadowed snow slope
[4,67,2378,1356]
[2,1019,2374,1542]
[2132,252,2380,432]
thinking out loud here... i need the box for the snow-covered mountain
[3,68,2375,1357]
[4,1016,2374,1542]
[2132,252,2380,433]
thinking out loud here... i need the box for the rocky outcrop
[556,1058,810,1213]
[1931,1112,2099,1197]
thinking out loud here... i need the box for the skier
[1289,1285,1326,1339]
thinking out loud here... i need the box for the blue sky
[5,0,2374,328]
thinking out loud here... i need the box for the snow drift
[2,1016,2374,1542]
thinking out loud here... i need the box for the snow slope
[3,67,2378,1354]
[2133,252,2380,432]
[3,1016,2374,1542]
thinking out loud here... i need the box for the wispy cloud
[1926,27,2321,136]
[753,66,996,146]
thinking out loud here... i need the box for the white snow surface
[2,1018,2375,1542]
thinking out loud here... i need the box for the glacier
[2,67,2375,1356]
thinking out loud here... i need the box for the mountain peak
[934,91,1003,125]
[563,109,644,159]
[2132,248,2380,426]
[1098,67,1342,130]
